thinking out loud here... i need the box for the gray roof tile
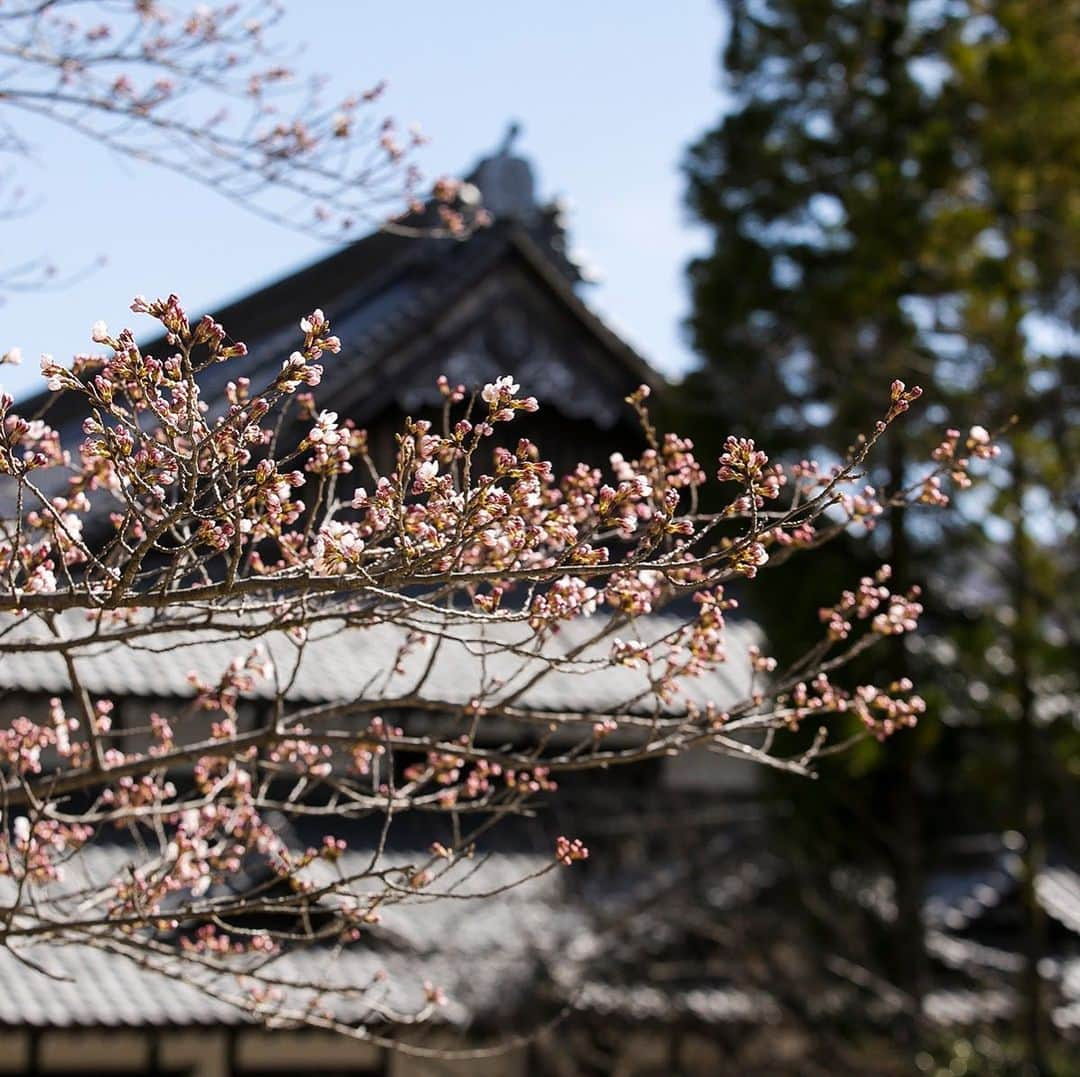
[0,609,759,718]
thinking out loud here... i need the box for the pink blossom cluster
[0,1,445,239]
[818,566,923,642]
[555,836,589,866]
[0,291,999,1022]
[0,708,79,776]
[780,673,927,741]
[717,436,786,506]
[921,425,1002,505]
[0,814,92,884]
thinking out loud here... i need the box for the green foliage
[680,0,1078,827]
[678,0,1078,1062]
[683,0,953,448]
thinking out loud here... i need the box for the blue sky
[0,1,728,399]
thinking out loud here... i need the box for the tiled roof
[575,981,779,1025]
[0,943,233,1028]
[15,221,660,428]
[0,608,759,718]
[835,845,1080,937]
[179,221,661,441]
[4,828,1080,1033]
[1037,868,1080,935]
[0,845,579,1029]
[925,930,1025,975]
[922,989,1017,1027]
[923,858,1017,932]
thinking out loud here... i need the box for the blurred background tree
[676,0,1078,1069]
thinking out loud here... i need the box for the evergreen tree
[926,4,1080,1066]
[680,1,1078,1066]
[682,0,956,450]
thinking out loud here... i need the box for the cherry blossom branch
[0,291,997,1041]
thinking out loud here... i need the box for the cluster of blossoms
[0,698,86,776]
[851,680,928,739]
[818,565,923,642]
[921,425,1001,506]
[181,923,278,957]
[399,744,561,808]
[480,375,539,423]
[349,716,402,776]
[555,836,590,866]
[727,538,771,578]
[0,407,68,474]
[0,814,93,884]
[305,410,363,478]
[778,673,927,741]
[530,575,600,630]
[505,766,558,794]
[0,0,453,242]
[404,749,467,789]
[604,568,664,616]
[267,736,334,778]
[610,638,654,668]
[749,646,778,674]
[105,800,288,917]
[885,379,924,423]
[188,648,273,733]
[0,288,1001,1032]
[616,585,740,705]
[717,436,786,507]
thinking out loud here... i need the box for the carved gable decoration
[394,278,631,429]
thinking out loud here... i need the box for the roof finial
[469,121,536,221]
[498,120,522,157]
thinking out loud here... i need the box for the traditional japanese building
[2,131,1078,1077]
[22,124,659,487]
[0,131,764,1077]
[201,129,658,477]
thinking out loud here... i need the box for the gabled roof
[194,217,661,430]
[18,218,661,435]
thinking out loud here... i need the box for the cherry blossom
[0,291,997,1041]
